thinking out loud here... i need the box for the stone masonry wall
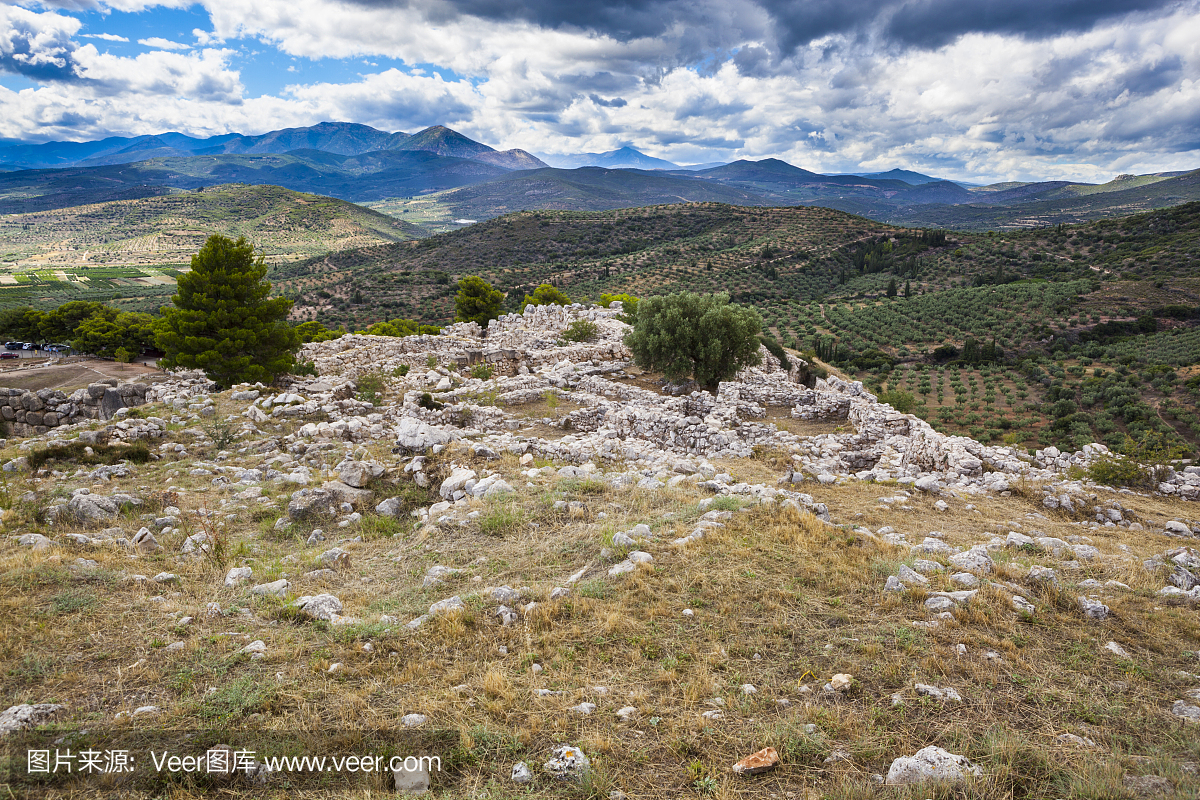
[0,380,150,437]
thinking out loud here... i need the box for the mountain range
[0,122,1196,230]
[0,122,545,172]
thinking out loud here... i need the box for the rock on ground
[886,746,983,785]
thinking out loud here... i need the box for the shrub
[561,319,598,343]
[625,291,761,389]
[356,371,386,404]
[361,318,440,337]
[599,292,638,322]
[418,392,444,411]
[292,359,317,377]
[878,388,916,413]
[470,364,494,380]
[523,284,571,307]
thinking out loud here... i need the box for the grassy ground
[1,395,1198,798]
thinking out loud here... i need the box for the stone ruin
[3,301,1197,505]
[0,380,154,437]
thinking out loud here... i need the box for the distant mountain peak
[535,146,679,170]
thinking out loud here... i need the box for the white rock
[886,746,983,785]
[1104,641,1130,658]
[225,566,253,588]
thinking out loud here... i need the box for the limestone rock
[251,579,290,598]
[338,460,386,488]
[1078,596,1111,621]
[225,567,253,587]
[886,746,983,785]
[0,703,63,735]
[543,745,591,783]
[294,593,343,621]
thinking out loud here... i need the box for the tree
[454,276,505,326]
[155,235,299,387]
[72,311,156,360]
[40,301,116,342]
[886,278,898,298]
[625,291,762,389]
[0,306,45,341]
[524,283,571,307]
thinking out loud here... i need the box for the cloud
[589,94,627,107]
[0,0,1197,183]
[0,5,81,81]
[81,33,129,42]
[137,37,189,50]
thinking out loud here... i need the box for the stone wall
[0,380,150,437]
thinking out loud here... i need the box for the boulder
[338,460,386,488]
[886,746,982,785]
[395,417,455,453]
[543,745,591,783]
[439,467,478,499]
[294,593,344,621]
[321,481,373,508]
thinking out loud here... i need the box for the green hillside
[273,200,1200,457]
[884,169,1200,230]
[0,184,425,312]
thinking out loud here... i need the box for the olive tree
[625,291,762,389]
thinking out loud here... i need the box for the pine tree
[886,278,898,297]
[155,235,299,387]
[454,276,505,326]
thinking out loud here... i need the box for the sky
[0,0,1198,183]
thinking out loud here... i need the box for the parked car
[3,341,21,350]
[21,342,37,350]
[0,352,18,359]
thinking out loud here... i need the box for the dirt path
[0,359,165,392]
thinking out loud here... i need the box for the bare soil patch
[0,359,165,392]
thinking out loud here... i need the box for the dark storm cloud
[345,0,1183,55]
[879,0,1178,49]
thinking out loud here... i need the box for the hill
[423,167,779,219]
[0,306,1198,799]
[885,170,1200,230]
[851,168,946,184]
[538,146,680,170]
[0,183,423,269]
[0,184,426,313]
[272,200,1200,456]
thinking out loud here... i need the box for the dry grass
[1,403,1198,798]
